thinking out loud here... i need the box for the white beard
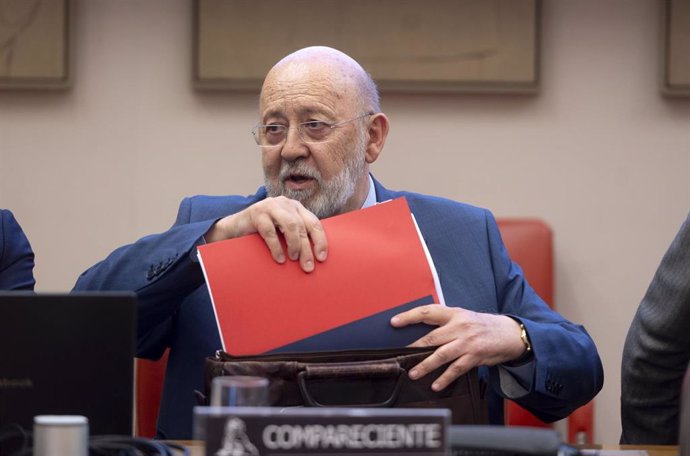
[265,135,367,219]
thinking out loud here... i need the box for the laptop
[0,292,137,437]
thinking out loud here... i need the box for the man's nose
[280,127,309,161]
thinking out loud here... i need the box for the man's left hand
[390,305,527,391]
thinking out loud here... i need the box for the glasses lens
[299,121,332,143]
[254,125,286,147]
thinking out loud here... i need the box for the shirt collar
[361,174,377,209]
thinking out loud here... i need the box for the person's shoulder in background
[620,212,690,444]
[0,209,36,290]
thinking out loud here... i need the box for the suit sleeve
[0,210,36,291]
[73,197,218,359]
[484,210,604,422]
[620,213,690,444]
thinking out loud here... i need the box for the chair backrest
[496,218,594,444]
[496,219,553,306]
[497,219,554,430]
[135,349,169,438]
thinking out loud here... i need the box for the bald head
[261,46,380,114]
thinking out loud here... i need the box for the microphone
[449,425,577,456]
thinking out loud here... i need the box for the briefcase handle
[297,360,405,408]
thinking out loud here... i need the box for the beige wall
[1,0,689,444]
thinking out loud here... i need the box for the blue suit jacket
[74,179,603,439]
[0,209,35,291]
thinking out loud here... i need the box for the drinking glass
[210,375,269,407]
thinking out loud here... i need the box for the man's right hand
[204,196,328,272]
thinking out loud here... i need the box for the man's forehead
[261,104,336,119]
[260,73,354,118]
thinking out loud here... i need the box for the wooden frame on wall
[193,0,540,94]
[661,0,690,96]
[0,0,71,90]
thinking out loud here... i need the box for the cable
[0,424,31,456]
[90,435,189,456]
[0,426,189,456]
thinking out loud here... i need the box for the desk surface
[599,445,678,456]
[172,441,679,456]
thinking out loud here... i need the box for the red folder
[197,197,442,355]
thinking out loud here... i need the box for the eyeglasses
[251,113,372,148]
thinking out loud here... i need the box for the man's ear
[365,113,389,164]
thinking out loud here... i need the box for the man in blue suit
[74,46,603,439]
[0,209,35,290]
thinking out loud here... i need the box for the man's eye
[302,121,329,131]
[264,125,285,135]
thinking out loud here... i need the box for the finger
[253,212,286,264]
[298,206,328,262]
[430,356,474,392]
[292,206,325,272]
[270,203,322,273]
[277,213,309,263]
[407,326,452,349]
[296,224,315,273]
[272,209,316,273]
[408,341,462,382]
[391,304,448,327]
[280,204,327,272]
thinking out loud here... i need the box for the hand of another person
[204,196,328,273]
[391,305,527,391]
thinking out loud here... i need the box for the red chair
[135,349,169,438]
[497,218,594,444]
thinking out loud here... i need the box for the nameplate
[194,406,449,455]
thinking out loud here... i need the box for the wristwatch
[519,323,532,353]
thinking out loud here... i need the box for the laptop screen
[0,292,137,437]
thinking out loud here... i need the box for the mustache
[278,161,322,183]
